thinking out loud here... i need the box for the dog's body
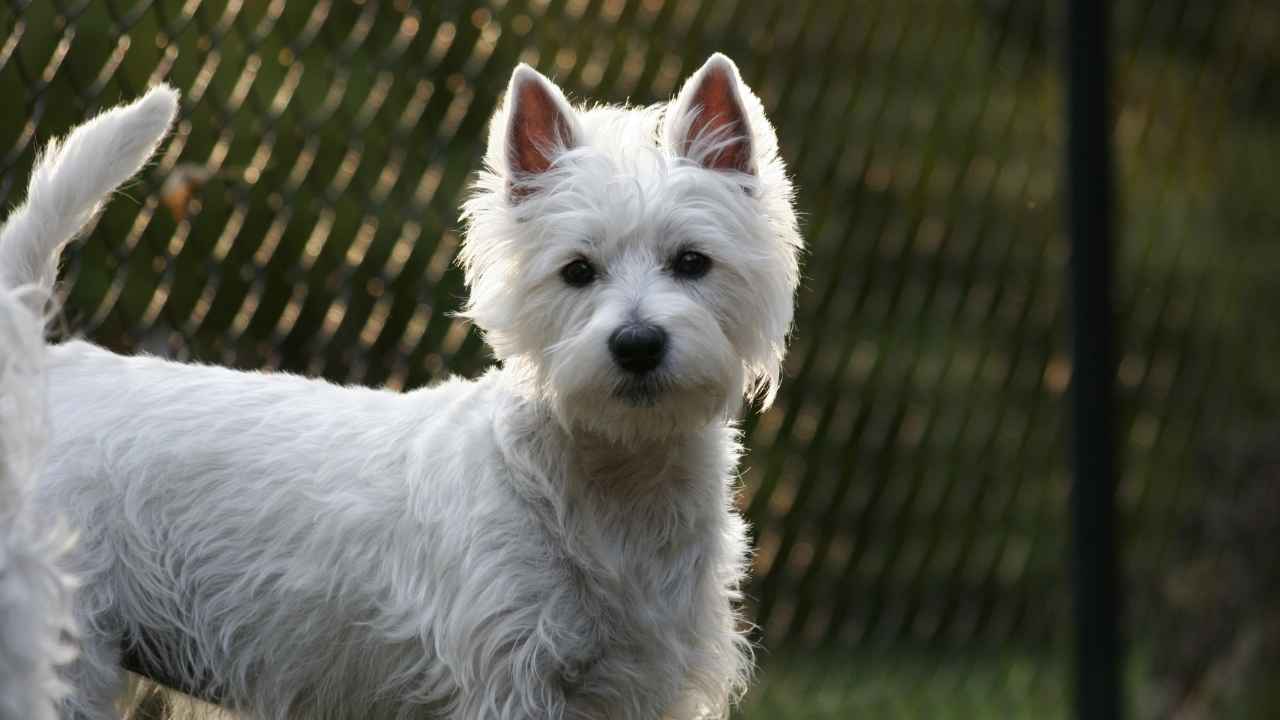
[44,346,748,719]
[5,54,801,720]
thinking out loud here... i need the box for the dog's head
[461,54,802,443]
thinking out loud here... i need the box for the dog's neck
[505,399,724,492]
[563,427,687,490]
[493,401,732,619]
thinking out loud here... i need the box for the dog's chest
[490,416,739,714]
[534,498,714,709]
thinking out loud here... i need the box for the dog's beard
[527,355,742,447]
[613,374,668,407]
[564,386,735,446]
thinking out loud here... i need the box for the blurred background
[2,0,1278,717]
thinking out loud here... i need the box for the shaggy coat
[2,54,802,719]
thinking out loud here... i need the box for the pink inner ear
[684,66,752,174]
[509,79,571,177]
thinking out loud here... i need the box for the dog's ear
[502,64,579,201]
[666,53,754,175]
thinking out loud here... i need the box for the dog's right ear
[502,65,579,202]
[666,54,755,176]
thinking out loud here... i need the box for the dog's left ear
[666,53,755,175]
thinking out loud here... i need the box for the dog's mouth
[613,375,669,407]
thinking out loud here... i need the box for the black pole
[1065,0,1122,718]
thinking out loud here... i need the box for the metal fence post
[1065,0,1122,719]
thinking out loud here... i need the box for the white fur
[0,278,76,720]
[0,85,178,720]
[0,86,179,310]
[14,55,802,719]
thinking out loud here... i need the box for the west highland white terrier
[0,53,802,719]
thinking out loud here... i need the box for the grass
[737,650,1068,719]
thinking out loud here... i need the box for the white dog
[3,53,802,719]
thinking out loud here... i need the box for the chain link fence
[3,0,1278,717]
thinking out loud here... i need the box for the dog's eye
[560,259,597,287]
[672,251,711,279]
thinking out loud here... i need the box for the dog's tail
[0,85,178,304]
[0,86,177,720]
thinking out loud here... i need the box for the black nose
[608,323,667,374]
